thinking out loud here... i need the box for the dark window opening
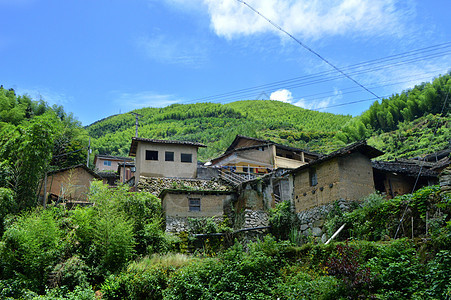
[165,151,174,161]
[189,198,201,211]
[181,153,192,163]
[286,154,293,159]
[146,150,158,160]
[309,168,318,186]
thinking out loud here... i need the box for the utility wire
[182,44,450,104]
[235,0,382,100]
[393,86,450,239]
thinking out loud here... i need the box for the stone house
[160,189,236,232]
[129,137,206,181]
[39,164,100,202]
[207,135,321,175]
[291,141,383,212]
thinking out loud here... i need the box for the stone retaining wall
[296,199,358,243]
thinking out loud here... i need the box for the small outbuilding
[39,164,101,202]
[159,189,236,232]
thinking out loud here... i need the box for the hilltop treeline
[337,72,451,144]
[87,101,352,160]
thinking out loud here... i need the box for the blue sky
[1,0,450,125]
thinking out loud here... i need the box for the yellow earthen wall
[40,168,95,200]
[163,193,226,218]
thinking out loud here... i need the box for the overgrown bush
[0,208,65,292]
[269,201,298,240]
[274,265,339,299]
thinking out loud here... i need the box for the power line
[235,0,381,100]
[180,43,451,104]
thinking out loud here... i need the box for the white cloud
[270,89,292,102]
[293,88,343,110]
[201,0,411,40]
[136,34,208,67]
[113,91,181,110]
[17,87,71,106]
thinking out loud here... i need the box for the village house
[291,141,383,212]
[39,164,100,203]
[207,135,321,175]
[128,137,206,181]
[94,154,135,186]
[94,154,134,172]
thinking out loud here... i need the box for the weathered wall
[163,192,235,233]
[136,143,198,179]
[293,158,341,212]
[40,168,95,201]
[138,177,232,196]
[440,166,451,192]
[338,152,375,201]
[293,152,375,212]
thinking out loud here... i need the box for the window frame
[309,168,318,187]
[180,153,192,163]
[188,198,201,212]
[145,150,158,161]
[165,151,174,162]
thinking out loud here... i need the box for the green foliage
[0,208,65,292]
[366,239,425,299]
[87,101,351,160]
[274,266,339,300]
[0,188,16,235]
[337,72,451,147]
[269,201,298,240]
[425,250,451,299]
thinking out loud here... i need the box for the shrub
[274,266,339,299]
[269,201,298,240]
[0,208,65,292]
[325,242,375,298]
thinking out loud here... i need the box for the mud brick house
[129,137,206,181]
[207,135,321,174]
[372,160,439,198]
[39,164,101,202]
[291,141,384,212]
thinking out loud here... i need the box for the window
[309,168,318,186]
[189,198,201,211]
[146,150,158,160]
[286,154,293,159]
[165,151,174,161]
[181,153,192,163]
[103,160,112,166]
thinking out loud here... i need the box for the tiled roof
[372,160,439,178]
[290,141,384,174]
[129,137,206,156]
[48,164,101,179]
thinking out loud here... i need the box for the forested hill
[87,72,450,161]
[87,101,352,161]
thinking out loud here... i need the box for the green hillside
[87,72,451,162]
[87,101,352,161]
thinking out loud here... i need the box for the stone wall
[296,199,357,243]
[137,176,232,195]
[166,216,224,233]
[440,166,451,192]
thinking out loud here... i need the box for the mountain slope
[87,101,351,161]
